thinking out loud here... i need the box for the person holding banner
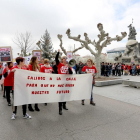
[7,57,31,120]
[55,49,73,115]
[3,62,13,106]
[28,56,40,112]
[40,58,53,106]
[81,59,97,106]
[40,59,53,74]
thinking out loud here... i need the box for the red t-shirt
[3,67,13,86]
[82,65,97,81]
[7,65,25,89]
[124,66,127,70]
[57,62,70,74]
[128,65,131,70]
[28,64,39,72]
[39,63,44,68]
[82,65,97,74]
[40,65,53,73]
[121,65,124,69]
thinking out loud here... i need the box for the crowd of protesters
[101,62,140,77]
[0,50,97,120]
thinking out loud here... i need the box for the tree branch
[101,32,127,48]
[57,34,67,55]
[66,29,86,44]
[66,29,96,56]
[72,45,84,53]
[36,41,49,54]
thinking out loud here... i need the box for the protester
[7,57,31,120]
[55,49,73,115]
[28,56,40,112]
[3,62,13,106]
[81,59,97,106]
[40,59,53,106]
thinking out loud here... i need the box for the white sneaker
[23,113,32,119]
[11,113,16,120]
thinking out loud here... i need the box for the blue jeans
[91,84,94,102]
[132,69,136,75]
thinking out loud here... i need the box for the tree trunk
[95,54,101,78]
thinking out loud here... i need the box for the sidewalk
[94,75,140,106]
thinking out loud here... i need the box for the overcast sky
[0,0,140,57]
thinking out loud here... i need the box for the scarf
[44,64,50,68]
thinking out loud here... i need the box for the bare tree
[57,34,84,55]
[66,23,127,77]
[13,32,34,57]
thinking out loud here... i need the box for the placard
[0,46,13,62]
[32,50,42,61]
[67,51,73,61]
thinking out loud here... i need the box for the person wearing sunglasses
[55,49,73,115]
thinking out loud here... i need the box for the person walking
[7,57,31,120]
[3,62,13,106]
[28,56,40,112]
[81,59,97,106]
[55,49,73,115]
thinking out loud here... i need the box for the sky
[0,0,140,58]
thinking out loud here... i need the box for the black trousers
[115,70,118,76]
[101,70,104,76]
[58,102,66,111]
[118,70,121,76]
[112,70,115,75]
[104,71,108,76]
[13,105,27,116]
[5,86,12,103]
[12,90,27,115]
[130,70,132,75]
[121,69,123,75]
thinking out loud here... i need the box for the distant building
[107,47,126,60]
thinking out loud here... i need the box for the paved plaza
[0,75,140,140]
